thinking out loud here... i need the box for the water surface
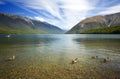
[0,34,120,79]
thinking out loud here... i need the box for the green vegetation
[0,28,47,34]
[81,26,120,34]
[0,27,62,34]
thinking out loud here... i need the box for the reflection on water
[0,34,120,79]
[74,38,120,54]
[0,35,57,47]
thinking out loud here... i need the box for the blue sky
[0,0,120,30]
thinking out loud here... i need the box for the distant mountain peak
[67,12,120,34]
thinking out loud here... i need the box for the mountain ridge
[0,12,64,34]
[67,12,120,34]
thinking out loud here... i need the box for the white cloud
[56,0,95,29]
[34,16,45,22]
[98,4,120,15]
[60,0,94,11]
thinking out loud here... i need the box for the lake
[0,34,120,79]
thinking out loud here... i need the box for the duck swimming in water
[7,55,15,61]
[103,57,111,63]
[6,35,11,38]
[91,56,98,59]
[71,58,78,64]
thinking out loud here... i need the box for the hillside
[81,26,120,34]
[0,12,64,34]
[67,12,120,34]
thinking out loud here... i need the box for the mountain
[67,12,120,34]
[0,12,64,34]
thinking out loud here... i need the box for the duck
[7,55,15,61]
[91,56,98,59]
[6,35,11,38]
[71,58,78,64]
[103,57,111,63]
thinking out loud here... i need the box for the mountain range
[0,12,120,34]
[67,12,120,34]
[0,12,64,34]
